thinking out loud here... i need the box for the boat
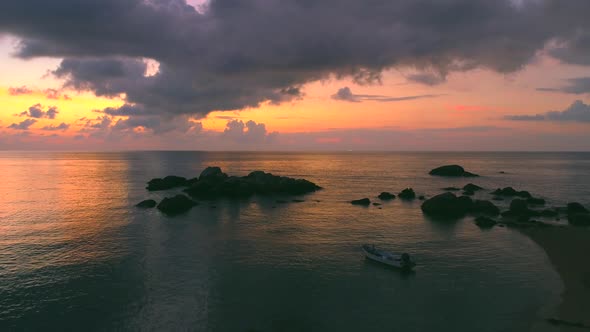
[362,244,416,270]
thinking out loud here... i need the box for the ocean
[1,151,589,331]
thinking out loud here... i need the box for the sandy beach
[522,227,590,331]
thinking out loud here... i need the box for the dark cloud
[505,100,590,123]
[332,87,440,103]
[41,122,70,131]
[537,77,590,95]
[8,118,37,130]
[1,0,590,125]
[44,88,71,100]
[19,104,59,119]
[8,86,33,95]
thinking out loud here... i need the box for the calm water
[1,151,589,331]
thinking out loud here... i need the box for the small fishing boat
[362,244,416,270]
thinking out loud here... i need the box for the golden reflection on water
[0,152,132,273]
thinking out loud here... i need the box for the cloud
[505,100,590,123]
[19,104,59,119]
[8,86,33,95]
[221,119,277,144]
[7,118,37,130]
[537,77,590,95]
[332,87,441,103]
[41,122,70,131]
[44,88,71,100]
[0,0,588,128]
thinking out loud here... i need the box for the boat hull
[362,246,416,270]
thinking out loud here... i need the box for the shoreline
[521,227,590,331]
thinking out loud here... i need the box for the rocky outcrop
[421,193,473,218]
[443,187,461,191]
[378,192,396,200]
[567,202,590,226]
[351,198,371,206]
[147,176,188,191]
[527,197,546,205]
[157,195,198,216]
[491,187,532,198]
[429,165,479,177]
[136,199,157,208]
[398,188,416,200]
[501,198,541,220]
[567,202,589,214]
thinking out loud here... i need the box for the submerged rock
[421,193,472,218]
[136,199,157,208]
[443,187,461,191]
[157,194,198,216]
[429,165,479,177]
[474,216,497,228]
[463,183,483,191]
[471,200,500,216]
[398,188,416,200]
[146,175,188,191]
[491,187,532,198]
[378,192,396,200]
[351,198,371,206]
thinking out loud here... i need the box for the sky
[1,0,590,151]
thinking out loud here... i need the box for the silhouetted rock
[372,203,382,206]
[540,209,558,217]
[527,197,546,205]
[502,198,541,220]
[471,200,500,216]
[398,188,416,200]
[418,195,426,200]
[474,216,497,228]
[463,183,483,191]
[499,171,507,174]
[378,192,396,200]
[199,166,227,180]
[463,190,475,196]
[492,196,504,201]
[292,199,305,203]
[351,198,371,206]
[491,187,532,198]
[443,187,461,191]
[421,193,472,218]
[136,199,157,208]
[147,175,188,191]
[567,202,589,214]
[568,213,590,226]
[510,199,529,213]
[157,194,197,216]
[182,167,321,199]
[429,165,479,177]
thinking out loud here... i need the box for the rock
[462,190,475,196]
[568,213,590,226]
[527,197,546,205]
[183,168,321,199]
[474,216,497,228]
[421,193,472,218]
[540,209,558,217]
[471,200,500,216]
[276,200,288,204]
[157,195,198,216]
[492,196,504,201]
[510,199,529,213]
[351,198,371,206]
[136,199,157,208]
[199,166,227,180]
[378,192,396,200]
[418,195,426,200]
[499,171,507,174]
[463,183,483,191]
[429,165,479,177]
[491,187,532,198]
[372,203,382,206]
[398,188,416,200]
[567,202,589,214]
[146,175,188,191]
[292,199,305,203]
[443,187,461,191]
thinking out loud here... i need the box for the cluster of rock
[351,188,419,206]
[421,192,500,219]
[567,202,590,226]
[138,167,321,216]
